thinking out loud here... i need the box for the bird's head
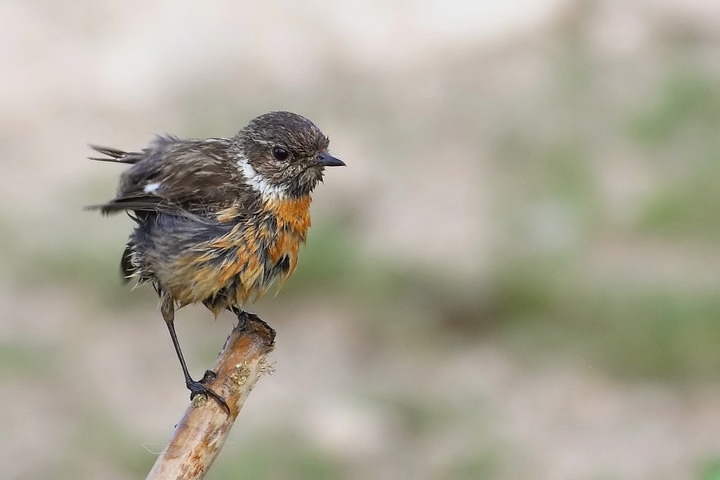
[235,111,345,200]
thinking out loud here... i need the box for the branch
[146,314,276,480]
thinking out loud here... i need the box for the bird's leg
[161,293,229,413]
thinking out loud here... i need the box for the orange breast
[262,195,312,286]
[267,196,312,234]
[166,195,313,311]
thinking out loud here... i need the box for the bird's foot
[231,307,254,330]
[232,309,275,338]
[187,370,230,414]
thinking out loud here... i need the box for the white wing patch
[143,182,161,194]
[236,155,287,200]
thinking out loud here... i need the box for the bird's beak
[317,152,346,167]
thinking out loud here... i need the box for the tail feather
[88,145,143,164]
[85,198,162,215]
[84,203,127,215]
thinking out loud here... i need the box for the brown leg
[161,293,229,413]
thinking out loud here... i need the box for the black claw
[236,314,248,331]
[230,307,251,330]
[186,375,230,414]
[201,369,217,383]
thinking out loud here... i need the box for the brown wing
[88,136,249,217]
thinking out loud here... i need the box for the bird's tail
[88,145,143,164]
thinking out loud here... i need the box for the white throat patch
[237,154,287,200]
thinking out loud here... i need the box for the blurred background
[2,0,720,478]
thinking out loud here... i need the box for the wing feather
[89,136,250,218]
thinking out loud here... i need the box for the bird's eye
[272,147,289,161]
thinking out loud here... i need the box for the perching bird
[89,111,345,411]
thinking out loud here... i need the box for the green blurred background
[2,1,720,479]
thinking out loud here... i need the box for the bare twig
[146,315,276,480]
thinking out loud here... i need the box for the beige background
[2,1,720,479]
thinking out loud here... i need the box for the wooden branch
[146,314,276,480]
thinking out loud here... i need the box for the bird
[89,111,345,411]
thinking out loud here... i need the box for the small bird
[89,111,345,411]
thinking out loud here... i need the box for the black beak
[318,152,346,167]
